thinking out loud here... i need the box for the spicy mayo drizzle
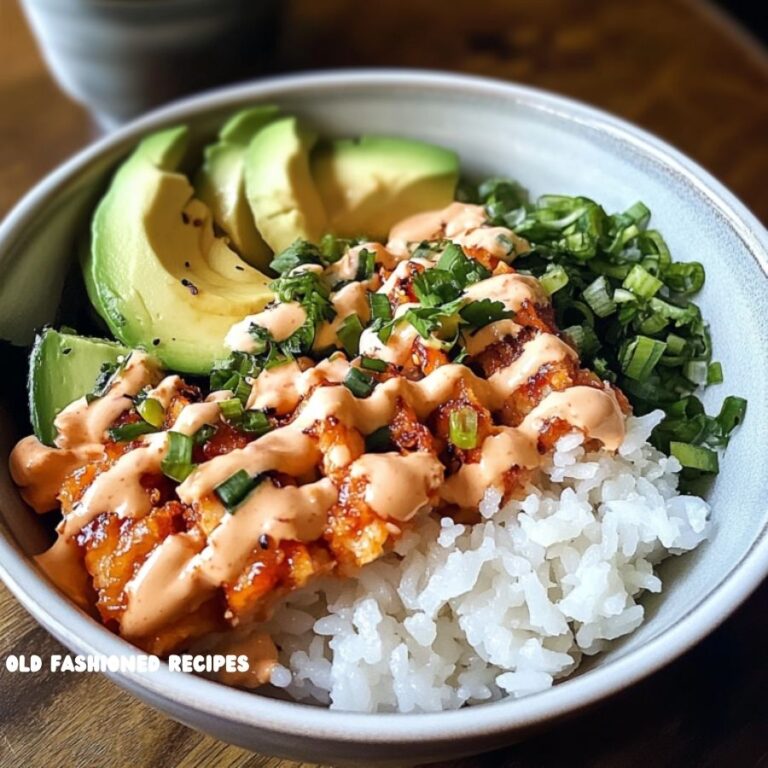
[9,202,626,672]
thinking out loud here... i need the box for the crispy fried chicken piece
[224,540,332,624]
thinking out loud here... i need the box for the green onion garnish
[670,441,719,473]
[161,431,195,482]
[707,362,723,385]
[365,426,394,453]
[449,407,479,450]
[107,420,158,442]
[343,368,376,398]
[360,356,387,372]
[665,333,687,356]
[137,397,165,429]
[664,261,705,295]
[684,360,708,386]
[467,177,746,480]
[193,424,217,445]
[234,376,252,405]
[369,293,392,322]
[623,264,663,299]
[240,410,272,436]
[564,325,600,358]
[355,248,376,281]
[214,469,264,512]
[540,265,569,296]
[620,336,667,381]
[337,313,364,357]
[582,276,617,318]
[717,396,747,435]
[219,398,244,422]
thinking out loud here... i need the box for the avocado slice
[195,106,280,270]
[312,136,459,239]
[29,328,129,446]
[84,125,273,374]
[244,117,328,253]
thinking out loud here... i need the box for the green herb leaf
[459,299,513,331]
[337,313,364,357]
[269,240,323,275]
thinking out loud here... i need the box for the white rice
[262,410,710,712]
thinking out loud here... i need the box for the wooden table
[1,0,767,765]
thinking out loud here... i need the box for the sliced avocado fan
[195,106,280,270]
[29,328,130,446]
[83,125,273,374]
[244,116,328,254]
[312,136,459,239]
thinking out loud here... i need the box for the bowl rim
[1,68,767,745]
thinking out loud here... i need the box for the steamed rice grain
[264,410,709,712]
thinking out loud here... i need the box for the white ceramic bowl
[1,71,767,765]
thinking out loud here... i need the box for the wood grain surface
[1,1,767,766]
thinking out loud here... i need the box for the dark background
[719,0,767,41]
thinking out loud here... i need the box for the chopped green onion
[620,336,667,381]
[717,396,747,435]
[684,360,708,386]
[161,431,195,482]
[137,397,165,429]
[665,333,687,356]
[343,368,376,398]
[369,293,392,322]
[664,261,705,295]
[540,265,569,296]
[558,299,595,329]
[219,398,244,422]
[319,233,349,264]
[623,264,663,299]
[240,410,272,436]
[707,362,723,385]
[337,313,364,357]
[234,376,252,405]
[613,288,636,304]
[564,325,600,358]
[360,356,387,372]
[214,469,264,512]
[449,407,479,450]
[637,230,671,269]
[193,424,217,445]
[107,420,158,442]
[638,312,668,336]
[582,276,617,318]
[625,201,651,228]
[355,248,376,281]
[670,441,719,473]
[365,426,394,453]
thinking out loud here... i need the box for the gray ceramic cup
[19,0,280,128]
